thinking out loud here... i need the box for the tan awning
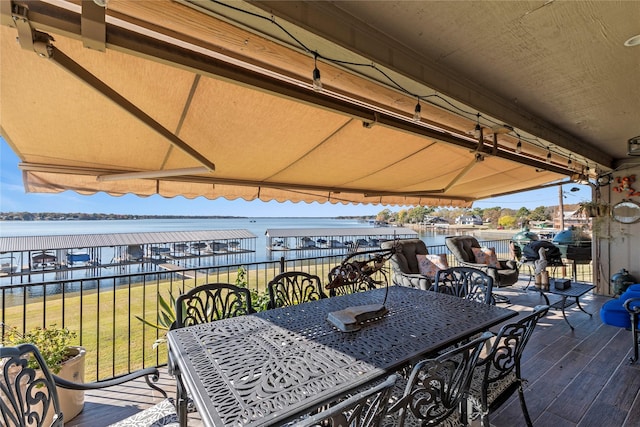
[0,1,569,208]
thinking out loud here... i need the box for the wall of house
[594,161,640,296]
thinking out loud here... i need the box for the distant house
[456,215,483,226]
[423,216,449,225]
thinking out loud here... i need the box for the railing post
[279,256,285,273]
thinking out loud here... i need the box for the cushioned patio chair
[445,236,519,303]
[0,343,177,427]
[380,239,440,291]
[385,332,492,426]
[434,266,494,305]
[445,236,519,287]
[600,284,640,363]
[267,271,326,309]
[467,305,550,427]
[175,282,256,328]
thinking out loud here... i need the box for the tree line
[376,204,580,229]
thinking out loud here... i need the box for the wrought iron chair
[174,282,256,328]
[434,266,495,305]
[267,271,326,309]
[0,343,176,427]
[326,248,394,297]
[385,332,492,426]
[380,239,433,290]
[467,304,550,427]
[172,283,256,422]
[292,375,397,427]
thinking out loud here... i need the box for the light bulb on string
[546,148,552,164]
[473,113,481,139]
[567,155,572,167]
[312,53,322,92]
[413,98,421,122]
[515,138,522,154]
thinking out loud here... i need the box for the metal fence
[1,237,589,381]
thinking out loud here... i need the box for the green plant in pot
[3,324,86,422]
[135,291,178,349]
[576,200,610,218]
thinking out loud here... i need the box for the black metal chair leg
[517,383,534,427]
[630,312,639,364]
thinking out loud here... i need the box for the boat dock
[0,230,256,283]
[265,227,418,251]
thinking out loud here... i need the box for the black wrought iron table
[167,285,517,427]
[539,282,595,329]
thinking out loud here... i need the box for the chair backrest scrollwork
[434,266,494,305]
[389,332,492,426]
[1,343,64,427]
[176,283,256,327]
[267,271,326,309]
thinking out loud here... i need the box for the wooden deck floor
[67,280,640,427]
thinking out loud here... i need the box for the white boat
[269,240,290,251]
[32,251,57,269]
[0,256,19,274]
[127,245,144,261]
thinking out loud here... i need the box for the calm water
[0,217,451,261]
[0,218,499,295]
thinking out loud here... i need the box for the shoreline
[404,223,516,236]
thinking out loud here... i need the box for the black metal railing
[2,238,589,381]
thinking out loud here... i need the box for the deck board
[65,279,639,427]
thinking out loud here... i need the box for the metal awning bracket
[10,3,53,58]
[81,0,106,51]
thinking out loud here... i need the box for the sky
[0,138,592,217]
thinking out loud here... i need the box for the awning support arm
[7,3,215,172]
[48,45,216,172]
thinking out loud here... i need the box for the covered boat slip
[265,227,417,251]
[0,229,257,282]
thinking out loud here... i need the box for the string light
[211,1,592,173]
[473,113,481,139]
[567,155,572,167]
[413,98,421,122]
[312,53,322,91]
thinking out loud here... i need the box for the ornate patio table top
[167,285,517,427]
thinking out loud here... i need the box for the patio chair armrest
[459,260,497,274]
[498,259,518,270]
[54,367,167,398]
[394,271,433,291]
